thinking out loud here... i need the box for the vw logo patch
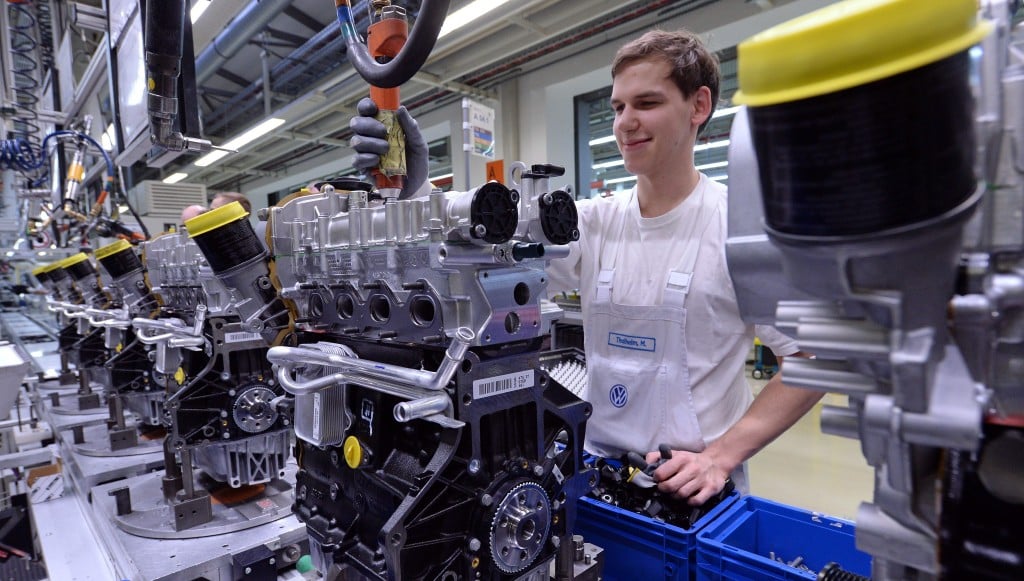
[609,384,628,408]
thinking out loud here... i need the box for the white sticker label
[473,369,534,399]
[313,392,322,440]
[224,331,262,343]
[551,464,564,485]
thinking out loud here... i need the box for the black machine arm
[144,0,213,153]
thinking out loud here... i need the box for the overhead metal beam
[508,15,548,37]
[283,6,324,35]
[214,68,252,89]
[285,131,347,147]
[195,0,292,85]
[264,26,307,48]
[412,71,497,101]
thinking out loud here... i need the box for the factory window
[574,48,738,199]
[426,136,453,192]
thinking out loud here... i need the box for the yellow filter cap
[184,201,249,237]
[61,253,90,268]
[36,261,63,274]
[94,239,133,260]
[734,0,992,106]
[344,436,364,469]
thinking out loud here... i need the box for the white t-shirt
[548,175,798,445]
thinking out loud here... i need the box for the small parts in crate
[766,554,870,579]
[588,447,735,529]
[817,561,871,580]
[767,551,812,574]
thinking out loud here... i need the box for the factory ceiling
[152,0,790,192]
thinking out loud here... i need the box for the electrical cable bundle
[6,1,43,175]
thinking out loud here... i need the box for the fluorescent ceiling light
[589,135,616,147]
[222,117,286,150]
[195,117,286,167]
[711,106,740,119]
[190,0,211,23]
[709,174,729,181]
[593,159,624,170]
[439,0,510,38]
[695,161,728,171]
[194,150,229,167]
[605,176,637,185]
[163,172,189,184]
[694,139,730,152]
[430,172,454,181]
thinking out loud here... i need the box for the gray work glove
[349,97,428,199]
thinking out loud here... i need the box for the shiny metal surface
[70,422,164,457]
[90,471,305,580]
[100,466,295,539]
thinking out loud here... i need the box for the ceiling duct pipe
[195,0,293,85]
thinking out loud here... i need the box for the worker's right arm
[546,237,582,296]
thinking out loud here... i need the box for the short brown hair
[211,192,252,213]
[612,29,720,135]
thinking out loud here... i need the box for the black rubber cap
[471,182,518,244]
[314,177,373,193]
[539,190,579,245]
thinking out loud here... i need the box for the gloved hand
[349,97,428,199]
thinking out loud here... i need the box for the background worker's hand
[349,97,428,199]
[646,448,729,505]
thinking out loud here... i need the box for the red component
[367,14,408,191]
[985,414,1024,428]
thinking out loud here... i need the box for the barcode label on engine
[473,370,534,399]
[224,331,262,343]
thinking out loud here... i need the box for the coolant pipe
[393,393,450,422]
[167,335,205,349]
[270,327,474,396]
[132,317,200,345]
[542,245,571,260]
[135,329,175,344]
[86,307,129,327]
[820,405,860,440]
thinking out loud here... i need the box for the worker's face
[611,58,709,180]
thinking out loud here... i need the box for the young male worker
[349,29,822,506]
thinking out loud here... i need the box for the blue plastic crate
[574,490,740,581]
[696,496,871,580]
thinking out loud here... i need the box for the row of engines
[33,163,596,580]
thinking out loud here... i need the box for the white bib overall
[583,183,714,460]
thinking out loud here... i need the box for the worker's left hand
[349,97,428,200]
[646,448,729,505]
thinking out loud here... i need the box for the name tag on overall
[607,332,656,352]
